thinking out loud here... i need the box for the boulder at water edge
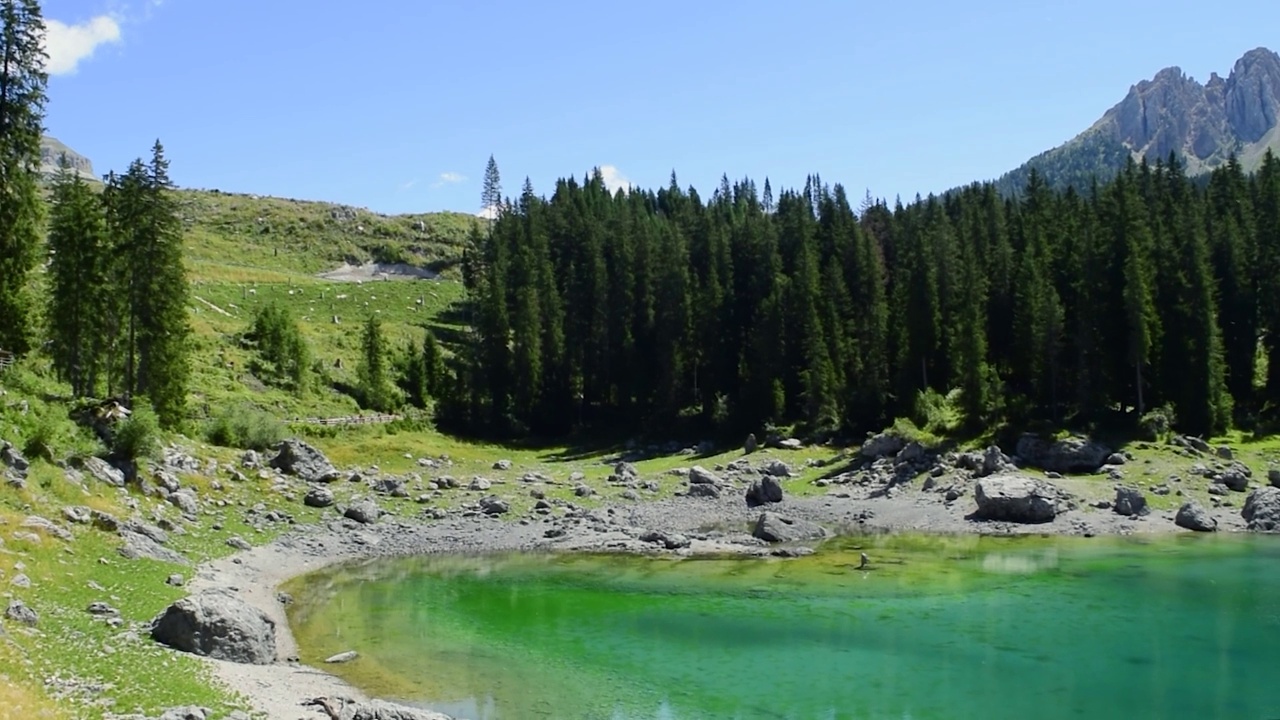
[973,476,1062,524]
[1242,487,1280,532]
[1113,486,1149,517]
[745,476,784,507]
[752,512,826,543]
[1175,501,1218,532]
[151,591,276,664]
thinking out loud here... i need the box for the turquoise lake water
[286,534,1280,720]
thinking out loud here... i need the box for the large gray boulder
[745,476,784,507]
[150,591,276,664]
[336,699,452,720]
[1014,435,1111,474]
[687,482,720,498]
[1113,486,1149,517]
[119,531,189,565]
[752,512,826,543]
[79,456,126,487]
[270,439,340,483]
[1242,487,1280,532]
[973,476,1062,524]
[1175,501,1218,532]
[1216,463,1251,492]
[689,466,720,485]
[1,442,29,478]
[860,432,905,459]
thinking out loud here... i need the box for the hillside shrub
[206,404,284,451]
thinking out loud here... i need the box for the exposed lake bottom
[286,535,1280,720]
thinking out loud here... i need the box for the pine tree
[357,314,394,412]
[248,302,309,393]
[105,142,191,427]
[46,157,111,397]
[1107,168,1159,416]
[0,0,47,356]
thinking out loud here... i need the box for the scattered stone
[304,486,335,508]
[87,601,119,617]
[752,512,826,543]
[896,442,925,464]
[544,527,565,539]
[1113,486,1149,517]
[5,600,38,627]
[324,650,359,664]
[22,515,72,541]
[620,489,640,501]
[240,450,261,468]
[479,496,509,515]
[10,574,30,588]
[1269,468,1280,488]
[981,446,1014,477]
[1185,436,1212,454]
[944,487,964,503]
[492,459,512,471]
[1,442,29,477]
[270,439,340,483]
[1208,484,1229,497]
[79,456,125,487]
[343,499,380,524]
[745,476,784,507]
[1014,434,1111,474]
[639,530,691,550]
[226,537,252,551]
[573,484,594,498]
[157,706,213,720]
[169,489,199,516]
[1105,453,1127,466]
[166,574,185,587]
[150,590,277,664]
[1175,501,1218,532]
[1217,463,1251,492]
[689,466,720,485]
[119,531,189,565]
[1216,446,1235,461]
[761,459,792,478]
[687,482,720,498]
[861,432,905,459]
[744,433,759,454]
[154,470,181,493]
[468,477,492,491]
[1242,487,1280,532]
[62,506,91,525]
[973,476,1063,524]
[778,438,803,450]
[373,477,408,497]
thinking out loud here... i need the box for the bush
[112,405,161,461]
[1139,403,1177,441]
[205,404,285,451]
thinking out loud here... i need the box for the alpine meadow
[8,1,1280,718]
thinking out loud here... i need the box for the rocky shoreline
[22,430,1275,720]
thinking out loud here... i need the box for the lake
[286,534,1280,719]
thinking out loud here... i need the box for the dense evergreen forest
[437,153,1280,441]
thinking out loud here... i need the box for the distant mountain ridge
[994,47,1280,195]
[40,135,94,179]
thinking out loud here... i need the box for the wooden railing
[0,350,14,373]
[295,413,402,427]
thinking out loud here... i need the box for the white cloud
[45,16,122,75]
[598,165,632,194]
[398,179,419,192]
[476,204,499,220]
[431,171,466,189]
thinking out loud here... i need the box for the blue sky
[41,0,1280,215]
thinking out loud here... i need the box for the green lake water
[286,534,1280,720]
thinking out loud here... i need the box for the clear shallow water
[286,535,1280,720]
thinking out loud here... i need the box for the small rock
[1216,446,1234,461]
[1113,486,1149,517]
[687,482,720,498]
[62,506,91,525]
[745,476,784,507]
[744,433,759,454]
[166,574,185,587]
[573,485,594,498]
[324,650,359,664]
[226,537,252,551]
[689,466,720,485]
[5,600,38,627]
[303,486,335,508]
[21,515,72,541]
[1105,453,1127,466]
[761,459,792,478]
[479,496,509,515]
[778,438,803,450]
[492,460,512,471]
[468,477,492,491]
[639,530,690,550]
[87,601,120,616]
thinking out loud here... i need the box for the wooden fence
[0,350,13,373]
[295,413,402,427]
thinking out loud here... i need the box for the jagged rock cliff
[40,136,94,179]
[995,47,1280,195]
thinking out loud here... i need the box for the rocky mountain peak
[39,136,94,179]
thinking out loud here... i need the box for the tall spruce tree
[0,0,47,356]
[46,157,111,397]
[357,314,394,412]
[104,142,191,427]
